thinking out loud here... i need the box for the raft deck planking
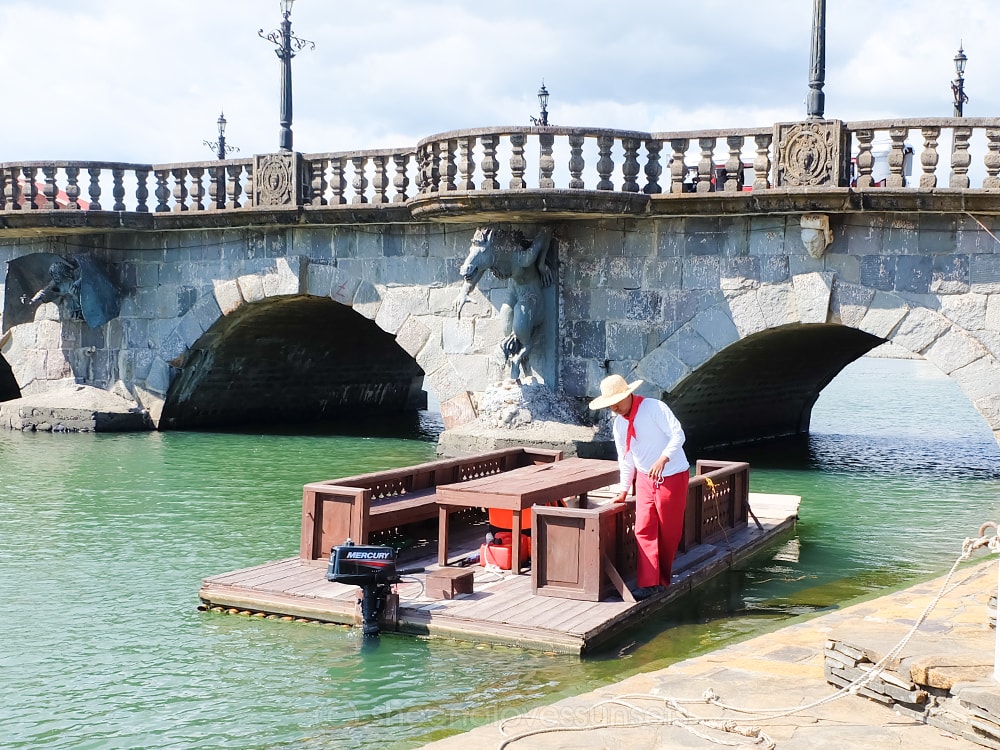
[198,492,800,654]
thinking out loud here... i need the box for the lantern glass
[954,48,967,76]
[217,113,227,136]
[537,84,549,111]
[281,0,294,16]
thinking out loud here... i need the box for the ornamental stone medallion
[253,151,302,207]
[773,120,849,188]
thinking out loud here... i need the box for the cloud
[1,0,996,163]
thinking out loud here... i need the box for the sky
[2,0,998,164]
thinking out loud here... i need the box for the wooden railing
[682,460,751,551]
[3,117,999,216]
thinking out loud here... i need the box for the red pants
[634,470,688,588]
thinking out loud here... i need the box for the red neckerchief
[625,395,644,453]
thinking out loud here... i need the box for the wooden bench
[299,446,563,561]
[532,459,751,601]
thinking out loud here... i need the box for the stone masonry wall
[0,212,998,443]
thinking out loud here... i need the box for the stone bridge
[1,116,999,450]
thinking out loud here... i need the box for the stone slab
[0,383,150,432]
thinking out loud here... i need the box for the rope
[494,522,1000,749]
[702,477,735,558]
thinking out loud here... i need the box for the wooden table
[435,457,620,573]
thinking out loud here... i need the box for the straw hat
[588,374,643,410]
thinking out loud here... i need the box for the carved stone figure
[454,226,554,382]
[3,253,121,331]
[25,259,84,319]
[800,213,833,259]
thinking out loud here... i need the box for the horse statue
[454,226,554,382]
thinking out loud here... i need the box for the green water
[2,358,999,749]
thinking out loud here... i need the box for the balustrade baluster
[351,156,369,204]
[441,139,457,192]
[724,135,744,192]
[983,129,1000,190]
[427,143,442,193]
[919,127,940,189]
[244,162,254,205]
[458,138,476,190]
[113,168,127,211]
[568,134,585,189]
[393,153,410,202]
[87,167,103,211]
[697,137,715,193]
[509,134,527,189]
[854,129,875,188]
[669,139,688,193]
[135,168,149,212]
[23,167,38,209]
[372,155,389,203]
[481,135,499,190]
[170,168,188,212]
[41,165,58,209]
[753,133,772,191]
[0,168,12,210]
[310,158,328,206]
[207,165,221,210]
[621,137,640,192]
[596,135,615,191]
[887,127,908,188]
[539,133,555,189]
[950,126,972,188]
[330,159,346,204]
[64,166,81,209]
[189,167,205,211]
[415,145,431,194]
[643,139,662,194]
[225,165,242,209]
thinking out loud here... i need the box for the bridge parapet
[2,117,1000,230]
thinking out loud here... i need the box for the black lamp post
[952,45,968,117]
[806,0,826,119]
[259,0,314,151]
[530,82,549,126]
[203,111,239,160]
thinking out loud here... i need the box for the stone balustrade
[2,117,999,219]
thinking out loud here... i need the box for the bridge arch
[148,259,472,429]
[0,354,20,402]
[630,272,1000,448]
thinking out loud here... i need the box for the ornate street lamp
[952,45,968,117]
[203,111,239,160]
[530,82,549,126]
[259,0,315,151]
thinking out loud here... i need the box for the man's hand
[648,456,669,482]
[613,490,629,504]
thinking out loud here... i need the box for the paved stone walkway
[418,558,999,750]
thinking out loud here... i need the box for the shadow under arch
[159,295,426,430]
[0,354,20,402]
[666,323,884,453]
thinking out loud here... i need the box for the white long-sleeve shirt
[612,397,690,490]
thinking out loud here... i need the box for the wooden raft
[199,491,801,655]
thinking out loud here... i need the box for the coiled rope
[495,522,1000,749]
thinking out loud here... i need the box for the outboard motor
[326,540,398,638]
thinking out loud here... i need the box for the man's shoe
[631,585,665,600]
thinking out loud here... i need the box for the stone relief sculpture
[454,226,554,382]
[3,253,121,332]
[773,120,849,188]
[800,213,833,259]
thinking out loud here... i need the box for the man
[589,374,690,600]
